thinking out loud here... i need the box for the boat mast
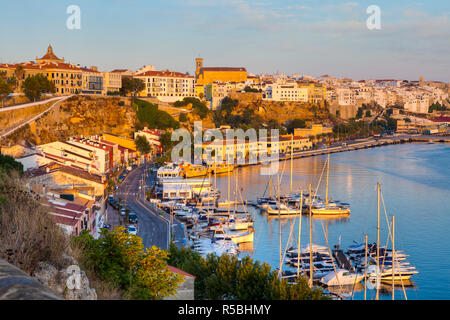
[325,153,330,205]
[297,190,303,279]
[376,182,380,300]
[227,162,230,216]
[269,175,273,199]
[290,134,293,194]
[392,215,395,300]
[309,183,313,288]
[364,233,368,300]
[278,174,282,277]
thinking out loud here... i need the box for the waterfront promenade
[239,134,450,168]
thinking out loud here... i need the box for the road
[0,95,68,113]
[114,164,186,250]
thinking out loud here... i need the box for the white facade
[264,84,309,102]
[337,88,356,106]
[135,70,195,102]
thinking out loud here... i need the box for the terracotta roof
[40,62,82,71]
[432,116,450,122]
[51,214,80,227]
[167,265,195,278]
[135,70,194,78]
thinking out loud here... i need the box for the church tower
[195,58,203,77]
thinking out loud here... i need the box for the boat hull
[311,208,351,215]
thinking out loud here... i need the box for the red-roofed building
[195,57,248,86]
[431,115,450,124]
[165,265,195,300]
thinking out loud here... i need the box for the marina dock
[332,249,354,271]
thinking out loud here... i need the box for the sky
[0,0,449,82]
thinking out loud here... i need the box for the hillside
[1,96,137,147]
[215,92,332,128]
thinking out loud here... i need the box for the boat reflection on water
[265,213,300,220]
[312,214,351,225]
[368,279,417,293]
[238,241,254,253]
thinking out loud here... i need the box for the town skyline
[0,0,449,82]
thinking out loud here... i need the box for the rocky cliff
[1,96,137,147]
[228,92,331,123]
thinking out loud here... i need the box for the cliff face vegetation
[3,96,137,146]
[227,92,331,124]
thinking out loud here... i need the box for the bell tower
[195,58,203,77]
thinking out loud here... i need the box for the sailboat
[311,154,351,216]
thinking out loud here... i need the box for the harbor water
[214,143,450,300]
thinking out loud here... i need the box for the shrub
[73,227,183,299]
[0,172,69,273]
[133,99,179,130]
[168,244,326,300]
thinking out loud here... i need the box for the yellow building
[102,71,122,95]
[294,124,333,137]
[197,135,312,162]
[35,45,83,95]
[195,58,247,86]
[298,82,327,104]
[101,133,137,152]
[43,62,83,95]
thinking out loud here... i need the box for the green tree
[356,107,364,119]
[243,86,259,93]
[121,77,145,97]
[0,153,24,175]
[73,227,183,299]
[134,98,179,130]
[135,135,151,155]
[174,97,209,119]
[286,118,307,133]
[168,244,326,300]
[22,73,55,101]
[0,78,12,107]
[179,113,187,122]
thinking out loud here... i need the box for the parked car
[120,208,126,216]
[127,225,137,235]
[102,224,111,230]
[128,213,138,224]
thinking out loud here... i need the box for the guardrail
[0,259,61,300]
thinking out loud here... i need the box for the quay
[236,134,450,168]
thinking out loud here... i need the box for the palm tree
[13,65,25,91]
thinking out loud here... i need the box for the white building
[264,84,309,102]
[337,88,356,106]
[134,70,195,103]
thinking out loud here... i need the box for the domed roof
[36,45,64,64]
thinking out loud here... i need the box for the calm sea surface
[214,143,450,300]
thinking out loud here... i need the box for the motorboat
[320,269,365,286]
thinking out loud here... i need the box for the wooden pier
[332,249,354,271]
